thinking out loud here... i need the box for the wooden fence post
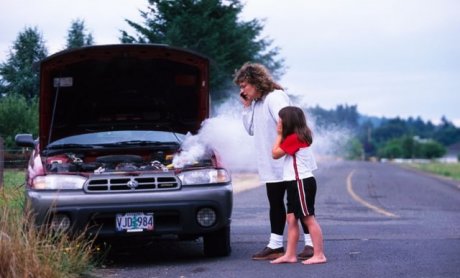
[0,137,4,188]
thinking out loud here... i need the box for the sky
[1,0,459,126]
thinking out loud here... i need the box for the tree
[335,104,359,130]
[418,140,446,159]
[119,0,284,100]
[345,137,364,160]
[0,27,47,101]
[0,95,38,147]
[358,120,377,159]
[372,118,408,144]
[377,135,446,159]
[377,138,404,159]
[407,116,435,139]
[65,19,94,49]
[433,116,460,146]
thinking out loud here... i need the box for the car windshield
[47,130,185,149]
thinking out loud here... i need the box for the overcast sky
[1,0,459,126]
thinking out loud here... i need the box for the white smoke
[172,97,257,172]
[172,95,354,171]
[306,112,354,162]
[312,123,353,160]
[172,132,208,168]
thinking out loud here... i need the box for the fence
[0,137,30,187]
[0,143,30,168]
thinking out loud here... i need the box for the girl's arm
[272,134,286,159]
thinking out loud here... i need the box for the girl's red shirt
[280,134,310,155]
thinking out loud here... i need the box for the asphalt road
[94,161,460,278]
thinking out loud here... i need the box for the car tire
[203,225,231,257]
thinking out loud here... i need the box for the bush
[0,95,38,148]
[377,136,446,159]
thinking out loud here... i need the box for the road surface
[94,161,460,278]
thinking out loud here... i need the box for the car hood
[38,44,209,151]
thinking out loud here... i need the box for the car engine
[45,151,213,174]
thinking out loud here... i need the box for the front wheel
[203,225,231,257]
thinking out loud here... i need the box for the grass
[1,169,98,278]
[1,169,25,208]
[404,162,460,181]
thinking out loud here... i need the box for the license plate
[115,212,154,232]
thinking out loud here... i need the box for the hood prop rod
[47,79,61,145]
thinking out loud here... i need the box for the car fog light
[50,214,71,232]
[196,208,216,227]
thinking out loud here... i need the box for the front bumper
[26,184,233,238]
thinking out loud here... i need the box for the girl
[270,106,327,265]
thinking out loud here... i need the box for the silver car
[16,44,232,257]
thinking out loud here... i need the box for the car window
[48,130,185,146]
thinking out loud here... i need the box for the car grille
[85,174,181,193]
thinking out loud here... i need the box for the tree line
[1,0,458,161]
[0,0,282,149]
[0,19,94,148]
[306,104,460,160]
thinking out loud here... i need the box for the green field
[405,162,460,181]
[0,169,25,208]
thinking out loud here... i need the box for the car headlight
[32,175,87,190]
[178,169,231,185]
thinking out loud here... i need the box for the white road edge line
[346,169,399,218]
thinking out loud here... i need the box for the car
[15,44,233,257]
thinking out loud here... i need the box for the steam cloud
[172,98,257,172]
[308,116,354,161]
[172,96,353,171]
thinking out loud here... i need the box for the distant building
[440,142,460,163]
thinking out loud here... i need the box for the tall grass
[409,162,460,181]
[1,170,97,278]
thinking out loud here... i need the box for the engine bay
[44,149,214,174]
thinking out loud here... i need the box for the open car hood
[38,44,209,151]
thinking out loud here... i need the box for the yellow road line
[346,170,399,218]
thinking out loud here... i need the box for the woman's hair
[279,106,313,145]
[233,62,283,97]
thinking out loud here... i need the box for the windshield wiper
[46,143,96,150]
[100,140,180,147]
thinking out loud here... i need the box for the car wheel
[203,225,231,257]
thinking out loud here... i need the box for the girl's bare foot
[270,255,297,264]
[302,255,327,265]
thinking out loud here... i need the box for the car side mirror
[15,134,36,148]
